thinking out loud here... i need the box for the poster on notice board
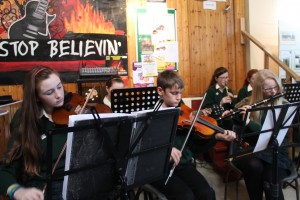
[136,8,178,72]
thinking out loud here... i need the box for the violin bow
[180,92,208,152]
[165,93,208,185]
[79,86,96,114]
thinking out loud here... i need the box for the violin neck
[196,118,224,133]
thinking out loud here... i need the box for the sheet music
[254,108,280,152]
[277,105,297,145]
[253,105,297,153]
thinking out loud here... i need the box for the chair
[223,157,243,200]
[135,184,168,200]
[282,163,299,200]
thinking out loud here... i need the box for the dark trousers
[235,157,289,200]
[151,163,215,200]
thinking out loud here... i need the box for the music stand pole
[269,138,279,200]
[265,101,289,200]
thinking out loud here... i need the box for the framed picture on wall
[280,31,296,45]
[294,50,300,69]
[280,50,292,67]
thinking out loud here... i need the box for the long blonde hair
[249,69,285,123]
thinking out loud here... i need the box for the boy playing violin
[151,70,236,200]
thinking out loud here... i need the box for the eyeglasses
[263,86,279,92]
[218,76,229,80]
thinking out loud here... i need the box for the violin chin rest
[64,104,73,111]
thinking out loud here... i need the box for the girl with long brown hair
[0,66,66,200]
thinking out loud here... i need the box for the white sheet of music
[253,105,297,153]
[276,105,297,145]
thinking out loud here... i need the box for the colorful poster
[141,55,158,77]
[132,62,154,88]
[136,8,178,72]
[0,0,127,84]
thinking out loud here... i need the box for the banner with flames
[0,0,127,84]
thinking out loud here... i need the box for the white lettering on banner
[0,41,39,56]
[29,41,39,55]
[59,40,71,57]
[70,40,82,56]
[0,41,9,56]
[85,40,96,57]
[0,39,123,58]
[48,39,121,58]
[48,40,58,57]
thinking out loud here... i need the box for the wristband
[9,184,22,200]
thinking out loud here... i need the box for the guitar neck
[33,0,49,19]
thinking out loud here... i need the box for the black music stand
[228,102,300,200]
[283,83,300,103]
[283,83,300,159]
[111,87,160,113]
[45,107,180,200]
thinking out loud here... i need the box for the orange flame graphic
[63,0,115,34]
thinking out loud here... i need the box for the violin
[52,92,112,125]
[178,103,249,149]
[178,104,215,139]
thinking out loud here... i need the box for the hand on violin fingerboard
[215,130,236,142]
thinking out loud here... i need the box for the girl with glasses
[203,67,236,129]
[235,69,292,200]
